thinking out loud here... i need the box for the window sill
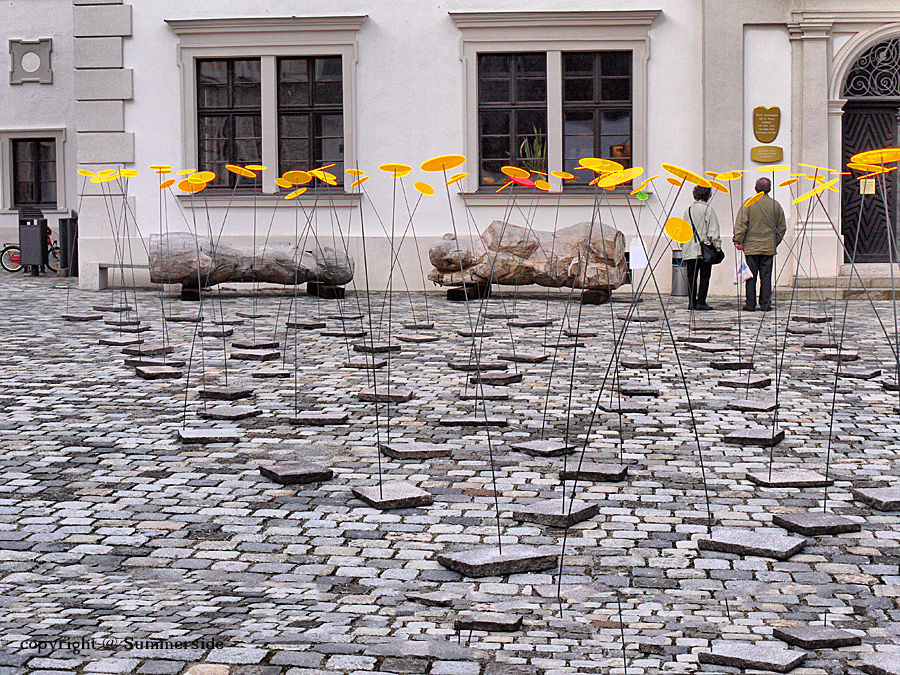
[177,192,361,208]
[459,191,647,207]
[3,207,67,215]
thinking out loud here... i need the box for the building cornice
[449,10,661,30]
[165,16,367,36]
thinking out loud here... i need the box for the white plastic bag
[733,252,752,284]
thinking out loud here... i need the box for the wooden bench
[82,261,150,290]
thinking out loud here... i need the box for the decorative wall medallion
[9,38,53,85]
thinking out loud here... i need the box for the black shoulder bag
[688,206,725,265]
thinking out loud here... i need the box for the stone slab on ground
[201,404,259,421]
[859,653,900,675]
[793,314,832,323]
[287,320,326,329]
[439,414,509,427]
[235,311,266,319]
[352,482,434,510]
[542,341,586,349]
[511,498,599,527]
[99,336,143,347]
[711,359,754,370]
[288,411,349,426]
[396,333,440,343]
[772,626,861,649]
[618,385,660,397]
[230,349,280,362]
[344,358,386,369]
[457,329,494,338]
[259,461,333,485]
[403,322,435,329]
[135,365,183,380]
[560,463,628,482]
[165,313,202,323]
[447,361,507,372]
[842,366,881,379]
[510,439,575,457]
[619,358,662,370]
[406,592,457,607]
[93,304,133,312]
[353,342,401,354]
[458,386,510,401]
[105,318,141,326]
[787,325,821,335]
[483,313,517,320]
[698,527,807,560]
[231,339,279,349]
[725,427,785,447]
[470,372,523,386]
[853,487,900,511]
[600,401,648,413]
[563,329,598,338]
[379,441,453,459]
[772,512,861,536]
[728,397,777,412]
[250,368,291,378]
[62,312,102,321]
[123,343,174,356]
[199,328,233,338]
[508,319,554,328]
[699,641,807,673]
[747,469,833,488]
[358,387,414,403]
[616,313,658,322]
[821,349,859,362]
[328,313,363,321]
[454,613,523,632]
[718,374,771,388]
[678,334,713,343]
[177,427,241,444]
[436,544,558,578]
[199,386,253,401]
[116,324,153,333]
[496,351,549,363]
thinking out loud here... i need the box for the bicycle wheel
[0,246,22,273]
[47,246,61,272]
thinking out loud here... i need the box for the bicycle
[1,234,61,273]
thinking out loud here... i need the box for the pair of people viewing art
[681,177,786,311]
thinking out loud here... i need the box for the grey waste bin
[17,207,48,274]
[671,249,689,296]
[59,212,78,277]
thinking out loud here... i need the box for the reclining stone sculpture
[148,232,354,288]
[429,220,628,294]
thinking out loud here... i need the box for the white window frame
[0,127,67,213]
[450,10,659,203]
[166,16,366,202]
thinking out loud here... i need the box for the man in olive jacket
[733,177,787,311]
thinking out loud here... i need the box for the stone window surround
[166,16,366,205]
[450,10,660,205]
[0,128,67,214]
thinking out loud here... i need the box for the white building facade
[2,0,899,294]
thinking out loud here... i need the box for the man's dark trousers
[745,254,774,309]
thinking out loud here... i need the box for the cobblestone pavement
[1,273,899,674]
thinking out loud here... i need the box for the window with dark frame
[563,51,632,187]
[278,56,344,183]
[196,58,262,189]
[477,52,547,188]
[11,138,57,208]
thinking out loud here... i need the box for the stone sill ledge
[460,191,649,207]
[176,192,361,209]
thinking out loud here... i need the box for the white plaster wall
[0,0,75,243]
[82,0,704,293]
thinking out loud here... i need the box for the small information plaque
[753,106,781,143]
[751,146,784,163]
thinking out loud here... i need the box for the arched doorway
[841,37,900,262]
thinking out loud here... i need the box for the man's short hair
[755,177,771,194]
[693,185,712,202]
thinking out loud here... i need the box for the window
[168,16,365,200]
[197,59,262,189]
[563,51,632,185]
[278,57,344,183]
[478,53,547,187]
[12,138,57,207]
[452,10,658,198]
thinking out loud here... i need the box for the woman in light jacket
[682,185,721,311]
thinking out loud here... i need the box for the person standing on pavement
[682,185,721,311]
[733,177,786,312]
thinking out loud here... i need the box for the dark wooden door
[841,102,899,262]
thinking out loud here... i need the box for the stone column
[72,0,135,288]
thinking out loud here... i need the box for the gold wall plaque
[753,106,781,143]
[751,146,784,163]
[860,178,875,195]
